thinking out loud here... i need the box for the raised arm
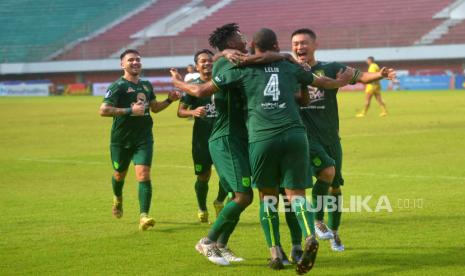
[311,67,357,89]
[170,68,218,98]
[357,67,396,84]
[238,52,295,66]
[150,90,181,113]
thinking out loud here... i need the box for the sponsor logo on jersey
[104,90,112,98]
[127,87,135,93]
[205,102,218,118]
[309,87,325,103]
[214,76,222,83]
[261,102,279,110]
[278,102,287,109]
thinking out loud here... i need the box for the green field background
[1,91,464,275]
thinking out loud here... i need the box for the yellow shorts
[365,86,381,95]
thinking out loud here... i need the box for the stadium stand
[435,20,465,44]
[55,0,191,60]
[0,0,148,63]
[1,0,463,62]
[102,0,458,58]
[174,0,456,50]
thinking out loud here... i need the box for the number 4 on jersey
[264,74,280,101]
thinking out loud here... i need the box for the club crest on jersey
[314,70,325,77]
[104,90,112,98]
[127,87,135,93]
[142,85,149,92]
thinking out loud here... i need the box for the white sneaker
[330,233,345,252]
[315,222,334,240]
[195,238,230,266]
[218,247,244,262]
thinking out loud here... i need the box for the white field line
[17,158,465,181]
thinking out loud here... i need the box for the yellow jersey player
[356,56,389,117]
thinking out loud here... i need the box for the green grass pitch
[1,90,464,275]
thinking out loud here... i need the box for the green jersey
[209,57,248,142]
[212,60,314,143]
[103,77,155,147]
[299,61,350,145]
[181,77,217,143]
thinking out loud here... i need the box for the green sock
[328,192,342,231]
[292,197,316,238]
[207,201,244,242]
[283,197,302,246]
[217,218,239,246]
[216,182,228,202]
[112,176,124,197]
[195,179,209,211]
[312,179,330,221]
[138,180,152,214]
[259,200,281,248]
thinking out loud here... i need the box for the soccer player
[291,29,396,251]
[99,49,181,231]
[172,27,354,274]
[177,49,228,222]
[356,56,389,117]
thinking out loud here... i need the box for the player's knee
[197,170,211,182]
[234,191,253,208]
[113,171,127,182]
[318,166,335,183]
[329,186,341,195]
[136,167,151,181]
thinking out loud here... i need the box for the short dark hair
[208,23,240,51]
[291,28,317,40]
[367,56,375,61]
[253,28,278,51]
[194,49,214,64]
[120,49,140,60]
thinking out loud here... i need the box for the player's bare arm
[99,101,145,117]
[212,49,247,63]
[150,90,181,113]
[312,67,356,89]
[221,51,297,66]
[357,67,396,84]
[170,68,218,98]
[177,103,207,118]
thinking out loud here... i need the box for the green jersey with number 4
[212,60,314,143]
[103,77,155,147]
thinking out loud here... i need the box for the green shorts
[110,142,153,172]
[249,128,312,190]
[192,138,213,175]
[308,137,344,187]
[209,136,252,194]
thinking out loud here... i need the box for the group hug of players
[99,23,396,274]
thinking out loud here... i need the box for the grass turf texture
[1,91,464,275]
